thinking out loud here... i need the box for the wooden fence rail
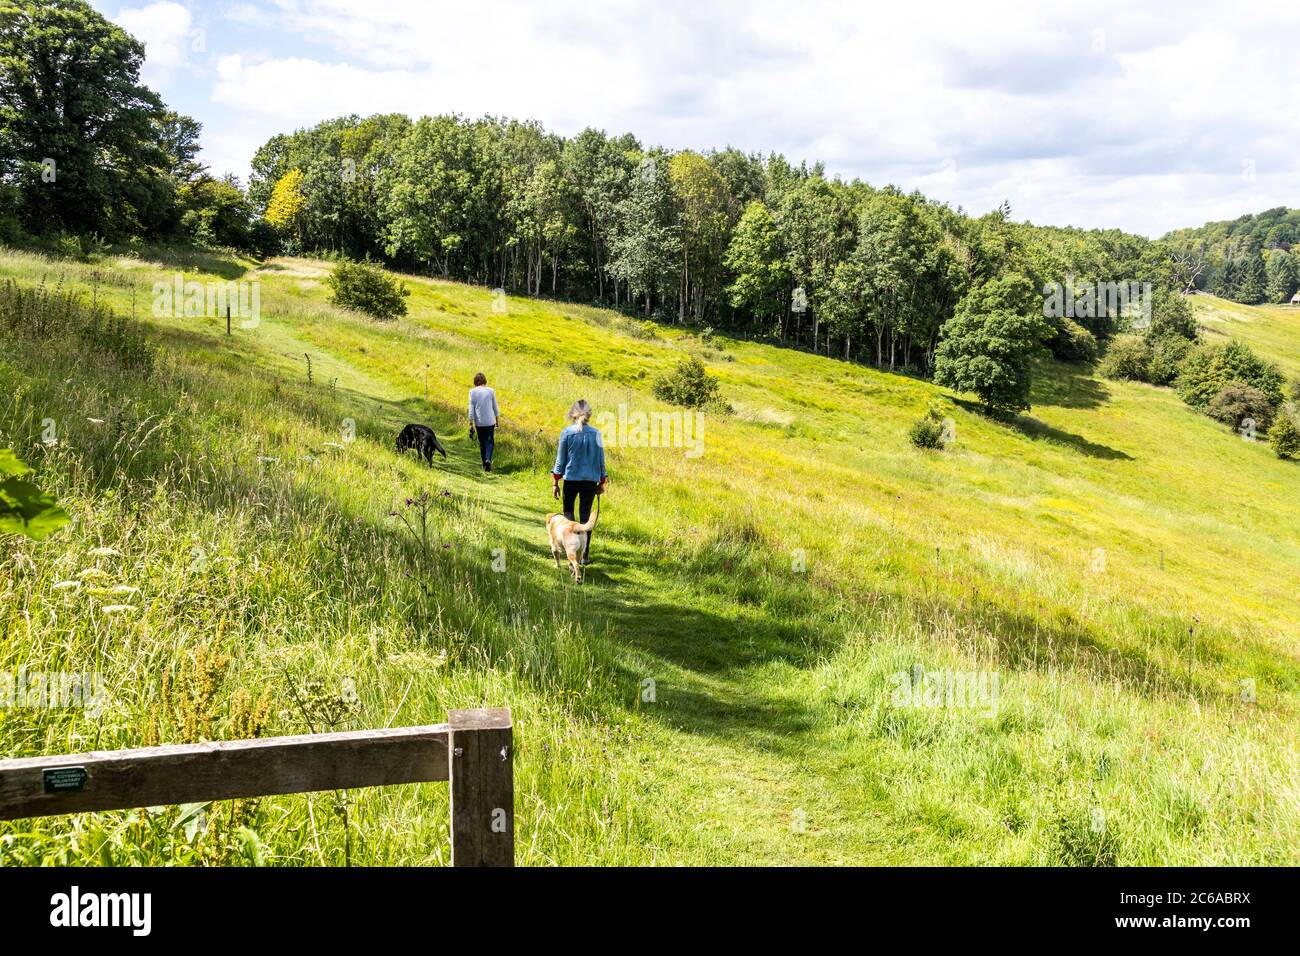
[0,706,513,866]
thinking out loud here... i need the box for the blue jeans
[475,425,495,466]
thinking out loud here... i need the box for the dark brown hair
[473,372,487,386]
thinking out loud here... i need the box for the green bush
[1148,335,1193,386]
[1176,340,1285,408]
[908,407,949,449]
[1047,318,1098,362]
[1098,334,1152,382]
[1206,384,1274,433]
[0,214,31,246]
[1268,411,1300,459]
[54,231,85,261]
[1148,289,1198,341]
[326,259,410,321]
[247,220,280,259]
[653,356,728,410]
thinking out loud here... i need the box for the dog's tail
[574,494,600,532]
[432,436,448,459]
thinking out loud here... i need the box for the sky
[92,0,1300,239]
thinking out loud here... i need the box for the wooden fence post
[448,708,514,867]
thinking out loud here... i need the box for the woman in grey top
[467,372,499,472]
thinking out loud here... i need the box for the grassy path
[254,302,904,863]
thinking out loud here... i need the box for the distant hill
[1164,206,1300,252]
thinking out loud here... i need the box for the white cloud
[114,1,199,87]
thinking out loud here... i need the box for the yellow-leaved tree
[264,168,306,244]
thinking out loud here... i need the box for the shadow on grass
[135,245,254,281]
[951,397,1133,460]
[1031,361,1112,410]
[1012,415,1134,461]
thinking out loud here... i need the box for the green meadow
[0,247,1296,865]
[1195,293,1300,379]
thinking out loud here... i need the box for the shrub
[1147,335,1193,386]
[0,279,154,370]
[1147,289,1198,341]
[1268,412,1300,459]
[1047,318,1097,362]
[326,259,409,320]
[1206,384,1274,433]
[248,220,280,259]
[1176,340,1285,408]
[0,214,30,246]
[653,356,728,410]
[1174,346,1216,406]
[568,360,594,377]
[908,407,950,449]
[54,231,84,261]
[1097,334,1152,382]
[1217,340,1285,405]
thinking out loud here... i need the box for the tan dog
[547,502,599,582]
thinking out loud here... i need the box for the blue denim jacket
[552,423,606,482]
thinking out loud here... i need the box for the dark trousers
[474,424,495,466]
[562,480,598,563]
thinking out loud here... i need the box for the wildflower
[88,546,121,557]
[341,678,359,705]
[52,580,82,591]
[87,417,105,425]
[108,585,139,595]
[77,568,110,580]
[100,604,136,615]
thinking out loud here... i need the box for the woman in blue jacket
[552,399,607,564]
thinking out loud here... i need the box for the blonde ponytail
[568,398,592,430]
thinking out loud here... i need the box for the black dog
[396,423,448,465]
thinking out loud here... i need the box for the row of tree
[1164,208,1300,304]
[249,112,1198,378]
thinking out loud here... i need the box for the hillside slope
[0,247,1296,865]
[1194,292,1300,379]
